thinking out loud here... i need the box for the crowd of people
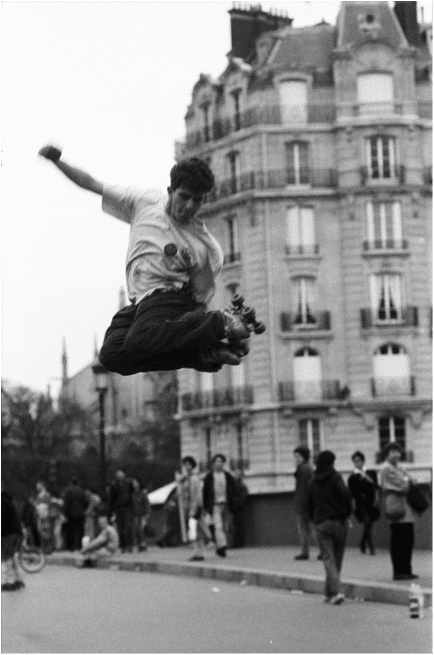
[2,442,427,600]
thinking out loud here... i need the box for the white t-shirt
[102,186,224,306]
[213,471,227,504]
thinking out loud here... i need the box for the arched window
[294,347,322,400]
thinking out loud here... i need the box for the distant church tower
[61,337,68,386]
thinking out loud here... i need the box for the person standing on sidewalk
[177,456,208,561]
[1,488,25,591]
[380,442,418,581]
[231,469,249,548]
[308,450,352,605]
[293,446,315,561]
[203,454,235,558]
[63,478,89,552]
[348,451,379,555]
[109,470,135,553]
[132,479,150,552]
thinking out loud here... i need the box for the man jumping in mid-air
[38,145,264,375]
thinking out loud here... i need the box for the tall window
[293,277,316,324]
[227,152,240,194]
[279,80,307,123]
[294,347,322,400]
[370,273,402,322]
[204,427,212,469]
[367,137,396,179]
[373,343,411,396]
[286,142,309,184]
[226,216,239,262]
[299,418,322,460]
[366,201,402,249]
[378,416,406,453]
[201,104,211,143]
[286,206,316,254]
[357,73,394,114]
[231,89,242,131]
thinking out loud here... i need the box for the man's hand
[38,145,62,163]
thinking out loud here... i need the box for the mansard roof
[336,1,408,50]
[270,22,337,72]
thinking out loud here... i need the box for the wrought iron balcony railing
[360,306,418,329]
[360,165,405,185]
[279,380,342,402]
[362,239,408,252]
[285,244,320,256]
[371,376,416,397]
[280,311,331,332]
[204,168,338,204]
[186,104,337,148]
[181,385,254,412]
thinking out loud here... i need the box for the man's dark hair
[351,451,365,463]
[316,450,336,470]
[169,157,215,195]
[181,456,197,469]
[212,453,226,464]
[382,442,403,459]
[294,446,310,462]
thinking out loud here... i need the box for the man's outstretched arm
[38,145,103,195]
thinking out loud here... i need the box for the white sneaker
[329,593,345,605]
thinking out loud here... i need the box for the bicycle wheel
[18,546,46,573]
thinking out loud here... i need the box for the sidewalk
[48,544,432,607]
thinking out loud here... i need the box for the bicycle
[17,529,46,573]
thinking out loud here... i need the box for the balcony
[280,311,331,332]
[204,168,338,204]
[360,165,405,185]
[186,104,336,149]
[360,306,418,329]
[181,386,254,412]
[279,380,342,402]
[285,244,320,256]
[371,376,416,397]
[362,239,408,252]
[223,252,241,266]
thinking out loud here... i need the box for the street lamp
[91,359,109,501]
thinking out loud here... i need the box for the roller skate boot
[230,294,266,336]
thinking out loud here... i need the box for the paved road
[2,566,431,653]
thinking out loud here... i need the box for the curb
[46,555,432,607]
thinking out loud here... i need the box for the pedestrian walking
[177,456,209,561]
[109,470,135,553]
[231,469,248,548]
[347,451,379,555]
[35,481,54,554]
[79,512,119,568]
[203,454,235,558]
[50,491,65,551]
[63,478,89,552]
[293,446,317,561]
[132,479,150,552]
[84,488,102,540]
[1,487,25,591]
[308,450,352,605]
[21,493,41,548]
[380,442,419,581]
[38,147,262,376]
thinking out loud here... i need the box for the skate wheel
[254,322,266,334]
[232,294,244,308]
[242,306,256,321]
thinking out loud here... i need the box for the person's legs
[363,513,375,554]
[390,523,403,575]
[124,508,134,551]
[315,521,340,599]
[394,523,414,575]
[296,512,311,557]
[116,509,126,551]
[212,505,228,550]
[333,520,348,575]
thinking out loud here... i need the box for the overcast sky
[2,0,432,394]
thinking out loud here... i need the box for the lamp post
[92,360,109,501]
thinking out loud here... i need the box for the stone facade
[177,2,432,499]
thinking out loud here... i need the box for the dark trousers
[99,289,225,376]
[359,509,375,553]
[231,509,245,548]
[65,517,85,551]
[390,522,414,575]
[115,507,134,550]
[315,519,348,598]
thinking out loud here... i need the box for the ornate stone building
[176,1,432,543]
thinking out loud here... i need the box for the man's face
[116,470,125,482]
[294,453,305,468]
[388,448,401,465]
[183,461,193,476]
[213,457,224,472]
[168,185,205,224]
[353,456,364,470]
[98,516,108,529]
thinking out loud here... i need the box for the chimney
[394,1,421,47]
[229,2,292,61]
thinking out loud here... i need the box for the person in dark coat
[203,454,235,558]
[231,470,248,548]
[308,450,352,605]
[62,477,89,552]
[21,494,41,548]
[1,489,25,591]
[347,451,379,555]
[293,446,316,560]
[109,469,135,552]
